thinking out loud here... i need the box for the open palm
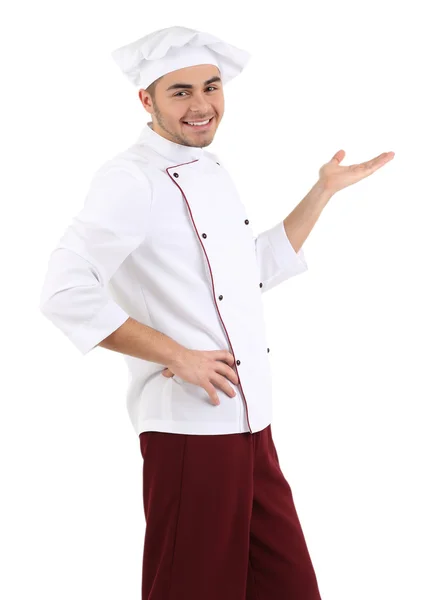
[319,149,395,194]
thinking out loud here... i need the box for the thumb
[162,368,174,378]
[330,149,345,164]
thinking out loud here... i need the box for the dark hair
[145,76,163,102]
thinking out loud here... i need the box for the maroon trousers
[139,424,322,600]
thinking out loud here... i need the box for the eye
[174,86,218,97]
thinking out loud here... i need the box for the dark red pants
[139,424,322,600]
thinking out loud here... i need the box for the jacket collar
[136,120,208,164]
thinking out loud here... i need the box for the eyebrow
[165,75,222,92]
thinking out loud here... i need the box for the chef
[39,25,394,600]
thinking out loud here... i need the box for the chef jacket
[39,121,308,436]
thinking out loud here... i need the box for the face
[138,64,224,148]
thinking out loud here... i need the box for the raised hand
[318,149,395,194]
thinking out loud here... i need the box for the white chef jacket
[39,121,308,436]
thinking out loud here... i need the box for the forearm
[98,316,186,366]
[283,180,333,252]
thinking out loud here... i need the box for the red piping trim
[165,160,253,434]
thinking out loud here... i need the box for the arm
[281,149,396,253]
[282,180,332,254]
[98,316,186,366]
[254,180,332,293]
[39,164,154,355]
[253,145,395,293]
[253,221,307,293]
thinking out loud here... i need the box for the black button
[202,233,207,238]
[244,219,249,225]
[173,172,179,178]
[218,295,223,300]
[216,162,220,165]
[259,282,263,288]
[267,348,270,353]
[236,359,241,365]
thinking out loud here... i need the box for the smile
[182,116,214,130]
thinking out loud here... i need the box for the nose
[188,95,212,114]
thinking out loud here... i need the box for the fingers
[211,373,237,399]
[203,350,239,404]
[212,350,235,365]
[214,361,239,386]
[168,349,239,405]
[331,149,346,164]
[355,151,395,172]
[202,381,220,406]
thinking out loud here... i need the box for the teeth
[186,119,210,126]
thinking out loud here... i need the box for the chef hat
[111,25,251,90]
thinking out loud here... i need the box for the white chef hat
[111,25,251,90]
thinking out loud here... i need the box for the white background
[2,1,432,599]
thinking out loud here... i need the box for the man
[39,25,394,600]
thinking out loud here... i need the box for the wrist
[314,178,336,202]
[167,343,190,369]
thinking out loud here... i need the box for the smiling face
[138,64,224,148]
